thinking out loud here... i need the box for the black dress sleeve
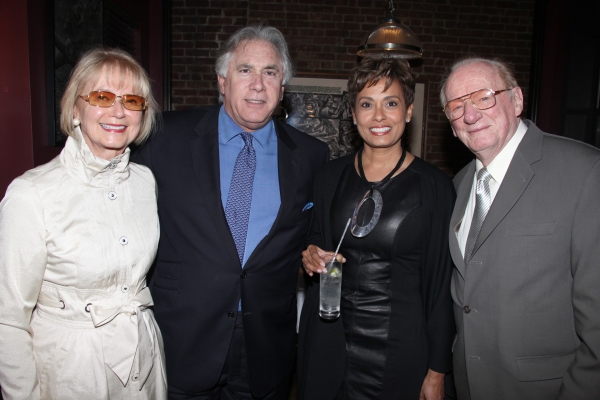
[420,163,457,373]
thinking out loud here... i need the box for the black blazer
[132,105,329,396]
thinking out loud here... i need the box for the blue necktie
[225,132,256,265]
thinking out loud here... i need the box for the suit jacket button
[463,305,471,314]
[241,271,247,279]
[228,312,235,318]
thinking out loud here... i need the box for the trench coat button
[463,305,471,314]
[121,284,130,293]
[241,271,247,279]
[108,160,118,169]
[228,312,235,318]
[119,236,128,245]
[108,191,117,200]
[131,373,139,381]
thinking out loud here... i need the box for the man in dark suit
[441,57,600,399]
[133,25,329,399]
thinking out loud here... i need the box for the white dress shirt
[457,120,528,256]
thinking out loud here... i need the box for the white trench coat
[0,128,167,399]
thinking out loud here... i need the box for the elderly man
[441,57,600,399]
[133,25,328,399]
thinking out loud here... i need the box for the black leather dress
[331,160,427,399]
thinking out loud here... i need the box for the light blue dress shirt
[218,106,281,267]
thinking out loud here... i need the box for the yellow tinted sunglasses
[79,90,147,111]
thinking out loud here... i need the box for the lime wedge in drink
[329,266,341,277]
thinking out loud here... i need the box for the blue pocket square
[302,202,314,212]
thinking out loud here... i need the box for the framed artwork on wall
[282,73,428,160]
[282,75,354,160]
[411,79,429,159]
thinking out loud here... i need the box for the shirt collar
[475,120,527,185]
[218,105,277,154]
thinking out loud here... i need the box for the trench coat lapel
[190,109,239,266]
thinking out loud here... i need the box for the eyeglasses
[79,91,147,111]
[443,88,513,121]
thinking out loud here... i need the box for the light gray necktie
[464,167,492,263]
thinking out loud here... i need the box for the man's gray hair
[215,25,294,102]
[439,57,519,107]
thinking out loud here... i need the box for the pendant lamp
[357,0,423,59]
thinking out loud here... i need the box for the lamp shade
[357,17,423,59]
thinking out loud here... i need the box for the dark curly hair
[348,57,415,111]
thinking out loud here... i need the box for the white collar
[60,126,131,186]
[475,120,527,186]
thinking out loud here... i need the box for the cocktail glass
[319,254,343,320]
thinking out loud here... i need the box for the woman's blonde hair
[60,47,159,145]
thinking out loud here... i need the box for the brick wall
[171,0,535,175]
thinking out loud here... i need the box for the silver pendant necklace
[351,147,407,237]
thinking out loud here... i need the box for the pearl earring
[73,118,81,127]
[406,119,411,123]
[353,121,357,125]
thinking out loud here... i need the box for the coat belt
[37,286,154,386]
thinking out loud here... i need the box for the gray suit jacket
[450,120,600,399]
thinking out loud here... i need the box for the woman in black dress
[297,58,455,400]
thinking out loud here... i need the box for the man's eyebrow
[235,63,280,71]
[236,63,254,70]
[263,64,280,71]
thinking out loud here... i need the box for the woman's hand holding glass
[301,245,346,277]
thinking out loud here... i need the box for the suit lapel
[272,122,297,232]
[450,162,475,277]
[190,107,239,265]
[471,123,542,258]
[245,120,297,265]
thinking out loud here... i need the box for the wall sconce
[357,0,423,59]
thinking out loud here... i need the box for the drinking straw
[332,218,351,263]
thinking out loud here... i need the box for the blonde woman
[0,48,166,399]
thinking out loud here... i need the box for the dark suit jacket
[132,105,329,396]
[450,120,600,399]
